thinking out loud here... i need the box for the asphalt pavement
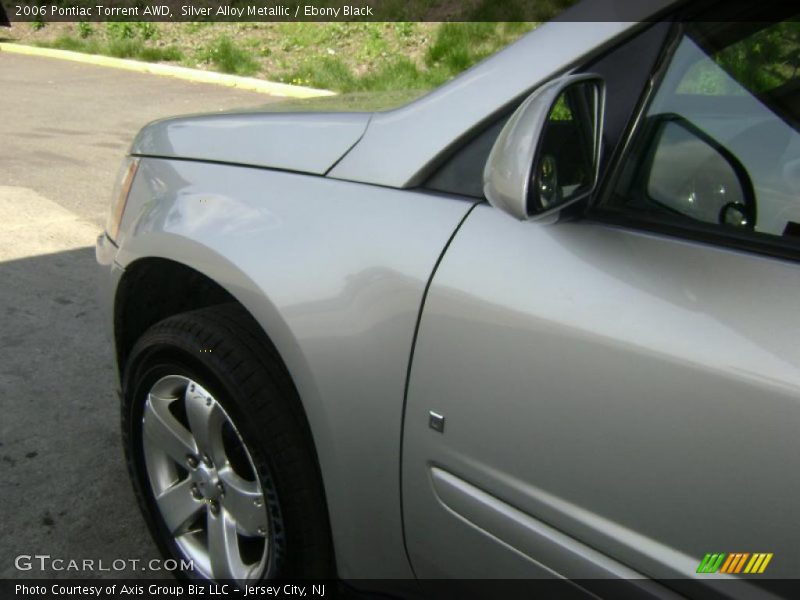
[0,52,280,578]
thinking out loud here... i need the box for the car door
[402,8,799,599]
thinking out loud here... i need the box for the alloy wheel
[141,374,270,580]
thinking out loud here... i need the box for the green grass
[26,21,543,93]
[13,0,579,93]
[38,34,183,62]
[196,36,260,76]
[278,22,537,93]
[425,22,499,71]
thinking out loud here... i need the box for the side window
[609,17,800,247]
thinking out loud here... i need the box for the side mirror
[484,74,605,221]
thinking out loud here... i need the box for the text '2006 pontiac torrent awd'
[96,0,800,596]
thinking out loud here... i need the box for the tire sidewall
[122,339,287,581]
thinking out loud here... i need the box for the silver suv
[97,1,800,596]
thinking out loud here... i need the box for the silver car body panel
[403,204,798,592]
[130,112,371,175]
[110,157,475,578]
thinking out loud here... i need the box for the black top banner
[4,0,582,22]
[2,0,799,23]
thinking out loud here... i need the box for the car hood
[130,111,371,175]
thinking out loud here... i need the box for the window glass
[610,18,800,245]
[677,22,799,96]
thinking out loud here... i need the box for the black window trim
[584,13,800,264]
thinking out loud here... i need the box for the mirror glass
[529,81,600,215]
[647,119,751,228]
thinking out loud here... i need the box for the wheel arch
[114,255,336,571]
[114,257,235,371]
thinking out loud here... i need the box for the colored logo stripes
[697,553,773,574]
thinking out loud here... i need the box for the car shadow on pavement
[0,246,167,578]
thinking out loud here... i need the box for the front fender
[112,157,474,578]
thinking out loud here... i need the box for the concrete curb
[0,42,336,98]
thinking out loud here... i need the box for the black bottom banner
[5,579,800,600]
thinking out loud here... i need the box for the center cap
[192,464,220,500]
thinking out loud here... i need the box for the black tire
[121,303,334,580]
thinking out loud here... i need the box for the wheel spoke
[219,467,267,537]
[143,375,270,581]
[184,384,226,463]
[207,508,250,580]
[156,477,204,534]
[143,394,197,465]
